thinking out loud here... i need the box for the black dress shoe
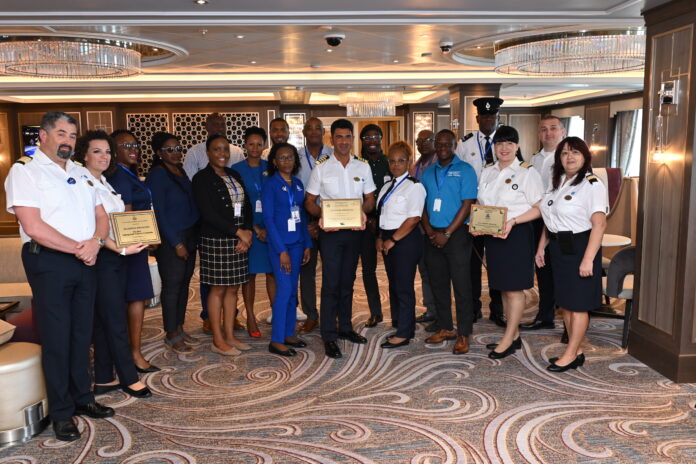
[415,313,435,323]
[364,315,383,328]
[121,385,152,398]
[93,384,120,395]
[548,356,559,364]
[324,341,342,359]
[560,329,569,344]
[485,337,522,350]
[488,343,517,359]
[74,401,115,419]
[547,353,585,372]
[338,330,367,344]
[284,338,307,348]
[424,321,440,333]
[519,320,555,330]
[268,343,297,357]
[135,364,161,374]
[381,338,410,349]
[53,419,80,442]
[472,310,483,323]
[489,313,507,328]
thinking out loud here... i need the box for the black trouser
[383,228,423,339]
[299,237,319,321]
[93,249,139,386]
[360,226,382,318]
[470,234,503,316]
[532,218,556,323]
[154,229,197,333]
[425,228,474,337]
[22,243,96,421]
[318,229,362,342]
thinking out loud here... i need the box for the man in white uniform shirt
[4,112,114,441]
[183,112,244,180]
[455,97,505,327]
[521,115,567,332]
[296,117,333,334]
[305,119,376,359]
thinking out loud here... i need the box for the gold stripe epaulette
[315,155,330,165]
[520,161,532,169]
[14,155,33,165]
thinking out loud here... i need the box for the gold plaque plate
[109,210,161,248]
[469,205,508,235]
[321,199,363,229]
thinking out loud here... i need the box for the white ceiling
[0,0,666,105]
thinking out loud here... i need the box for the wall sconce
[589,123,606,152]
[651,80,681,164]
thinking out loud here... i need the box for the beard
[56,144,73,159]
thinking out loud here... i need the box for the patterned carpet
[2,257,695,464]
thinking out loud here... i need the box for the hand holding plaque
[321,199,363,230]
[109,210,161,248]
[469,205,508,235]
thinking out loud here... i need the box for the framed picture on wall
[283,113,306,148]
[413,111,434,143]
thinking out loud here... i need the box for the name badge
[287,218,296,232]
[433,198,442,212]
[255,200,262,213]
[291,205,301,223]
[234,202,242,217]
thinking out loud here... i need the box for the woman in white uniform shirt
[475,126,543,359]
[536,136,607,372]
[375,142,427,348]
[73,131,151,398]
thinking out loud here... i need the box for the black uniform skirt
[548,230,602,312]
[199,235,249,286]
[484,221,535,291]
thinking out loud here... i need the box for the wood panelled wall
[630,0,696,383]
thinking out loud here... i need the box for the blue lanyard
[476,132,493,163]
[284,179,296,210]
[378,175,408,209]
[435,163,453,193]
[118,164,152,203]
[224,175,239,199]
[304,146,322,171]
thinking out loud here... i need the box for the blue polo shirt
[421,156,478,228]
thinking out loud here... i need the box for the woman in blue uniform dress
[107,129,159,373]
[232,127,275,338]
[262,143,312,356]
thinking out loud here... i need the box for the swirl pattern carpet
[1,259,695,463]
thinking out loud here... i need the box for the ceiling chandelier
[0,37,142,79]
[339,91,403,117]
[494,30,645,76]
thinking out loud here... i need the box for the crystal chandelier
[0,38,142,79]
[339,92,403,117]
[494,30,645,76]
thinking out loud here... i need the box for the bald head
[205,113,227,137]
[303,116,325,147]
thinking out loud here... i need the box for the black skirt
[548,230,602,312]
[484,222,535,291]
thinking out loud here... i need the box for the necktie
[377,178,397,219]
[484,136,494,164]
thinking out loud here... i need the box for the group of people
[4,99,608,441]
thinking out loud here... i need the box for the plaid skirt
[199,235,249,286]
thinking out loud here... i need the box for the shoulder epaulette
[462,132,474,142]
[73,160,83,167]
[407,176,419,183]
[485,162,495,168]
[14,156,32,165]
[353,155,368,163]
[520,161,533,169]
[315,154,330,165]
[587,174,598,184]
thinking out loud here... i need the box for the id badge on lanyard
[234,202,242,217]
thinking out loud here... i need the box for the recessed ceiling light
[249,60,257,64]
[476,46,482,49]
[326,48,333,53]
[392,59,399,63]
[152,48,159,51]
[193,0,208,5]
[420,34,429,38]
[236,35,245,39]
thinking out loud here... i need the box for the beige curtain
[611,110,642,173]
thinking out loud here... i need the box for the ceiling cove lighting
[0,37,141,79]
[494,30,645,76]
[339,91,403,117]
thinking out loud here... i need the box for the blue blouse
[231,159,268,228]
[145,166,200,247]
[261,172,312,255]
[106,164,152,210]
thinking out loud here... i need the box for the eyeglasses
[160,146,183,153]
[276,155,295,162]
[361,135,382,142]
[416,138,434,144]
[387,158,409,165]
[118,143,141,150]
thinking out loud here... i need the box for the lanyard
[378,175,408,209]
[223,175,239,199]
[284,178,296,210]
[304,146,322,171]
[476,132,493,163]
[435,163,453,193]
[118,163,152,203]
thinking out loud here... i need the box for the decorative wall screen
[86,111,113,133]
[125,113,169,176]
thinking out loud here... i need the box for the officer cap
[473,97,504,115]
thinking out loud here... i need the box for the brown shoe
[299,319,319,334]
[452,336,469,355]
[202,319,212,335]
[424,329,457,344]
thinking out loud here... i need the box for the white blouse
[540,173,609,233]
[478,160,543,219]
[376,173,426,230]
[89,172,125,240]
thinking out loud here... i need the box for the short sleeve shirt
[5,149,101,243]
[89,173,126,240]
[530,149,556,191]
[376,173,426,229]
[540,173,609,233]
[420,156,478,228]
[306,154,376,200]
[183,141,245,180]
[297,145,333,187]
[478,160,543,219]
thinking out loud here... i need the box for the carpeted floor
[2,258,695,464]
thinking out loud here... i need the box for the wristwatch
[93,236,105,248]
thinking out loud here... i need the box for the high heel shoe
[547,353,585,372]
[121,385,152,398]
[486,336,521,350]
[135,364,160,374]
[247,320,261,338]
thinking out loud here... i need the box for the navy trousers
[360,226,382,318]
[299,238,319,321]
[470,234,503,316]
[22,244,96,421]
[532,218,556,322]
[383,229,423,339]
